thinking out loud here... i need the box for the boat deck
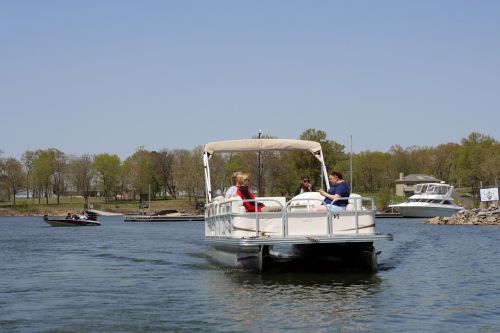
[206,233,393,246]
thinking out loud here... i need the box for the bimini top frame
[203,139,329,203]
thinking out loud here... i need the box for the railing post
[254,199,260,237]
[354,197,359,234]
[227,202,233,237]
[283,207,288,237]
[327,208,333,236]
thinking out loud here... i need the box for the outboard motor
[85,211,98,221]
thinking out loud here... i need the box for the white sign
[480,187,499,202]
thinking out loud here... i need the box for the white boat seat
[346,193,362,211]
[289,192,324,211]
[224,197,246,213]
[212,196,225,203]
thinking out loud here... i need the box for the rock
[425,208,500,225]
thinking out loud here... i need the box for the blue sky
[1,1,499,160]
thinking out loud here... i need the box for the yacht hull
[389,204,463,218]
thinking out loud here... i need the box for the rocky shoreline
[425,206,500,225]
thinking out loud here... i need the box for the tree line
[0,129,498,206]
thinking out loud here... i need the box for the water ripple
[1,217,500,332]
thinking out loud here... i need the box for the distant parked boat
[388,183,464,218]
[85,209,123,217]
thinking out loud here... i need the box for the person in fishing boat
[294,175,315,195]
[225,171,241,199]
[236,173,264,212]
[318,171,350,211]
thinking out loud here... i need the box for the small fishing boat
[43,213,101,227]
[202,139,393,273]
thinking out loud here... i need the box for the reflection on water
[1,217,500,332]
[203,269,383,332]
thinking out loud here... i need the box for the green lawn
[0,196,202,216]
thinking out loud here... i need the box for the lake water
[1,216,499,332]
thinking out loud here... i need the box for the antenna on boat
[350,134,353,191]
[258,129,262,196]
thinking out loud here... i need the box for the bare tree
[50,149,67,205]
[21,150,36,200]
[32,150,54,204]
[68,154,95,206]
[123,148,155,202]
[173,147,204,204]
[151,150,176,199]
[2,158,25,205]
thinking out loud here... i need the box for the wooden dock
[124,214,204,222]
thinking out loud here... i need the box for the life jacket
[236,185,263,212]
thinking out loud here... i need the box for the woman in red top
[236,173,264,212]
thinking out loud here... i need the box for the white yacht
[389,183,464,218]
[202,139,393,273]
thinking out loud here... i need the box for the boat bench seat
[212,195,365,213]
[212,196,286,214]
[289,193,364,212]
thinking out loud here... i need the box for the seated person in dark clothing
[294,175,315,196]
[318,171,350,211]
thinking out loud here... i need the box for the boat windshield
[427,185,450,194]
[416,184,451,195]
[437,185,449,194]
[428,185,436,192]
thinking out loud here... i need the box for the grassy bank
[1,187,477,217]
[0,197,201,216]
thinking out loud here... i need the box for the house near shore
[395,173,442,197]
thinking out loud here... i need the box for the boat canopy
[204,139,323,156]
[202,139,329,203]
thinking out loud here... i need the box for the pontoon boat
[202,139,393,272]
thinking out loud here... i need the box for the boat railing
[286,196,375,236]
[205,195,376,238]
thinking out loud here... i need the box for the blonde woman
[235,173,264,212]
[224,171,241,199]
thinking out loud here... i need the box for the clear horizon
[1,1,499,160]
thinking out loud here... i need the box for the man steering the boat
[318,171,350,211]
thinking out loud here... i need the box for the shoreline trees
[1,131,498,206]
